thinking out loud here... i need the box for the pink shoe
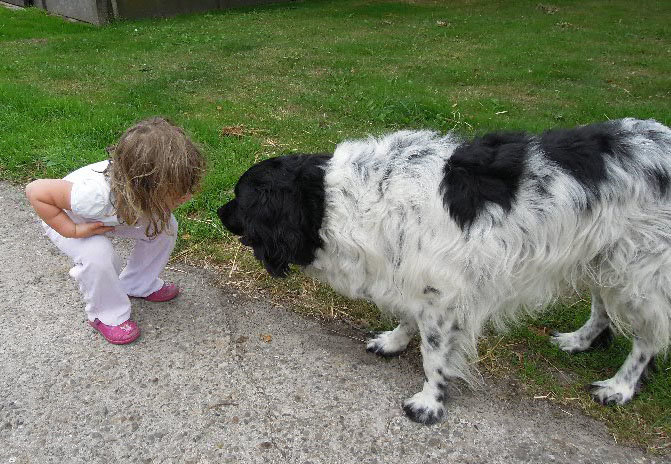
[88,319,140,345]
[143,283,179,302]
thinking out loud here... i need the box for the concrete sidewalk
[0,181,663,463]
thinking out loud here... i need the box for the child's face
[167,193,192,211]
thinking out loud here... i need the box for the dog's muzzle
[217,201,244,236]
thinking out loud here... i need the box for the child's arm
[25,179,114,238]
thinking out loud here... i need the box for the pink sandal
[143,283,180,302]
[89,319,140,345]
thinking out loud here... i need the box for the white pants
[43,216,178,326]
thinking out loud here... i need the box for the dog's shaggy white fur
[219,118,671,424]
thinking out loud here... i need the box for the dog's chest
[306,245,386,302]
[306,201,434,306]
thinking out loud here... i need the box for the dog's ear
[239,185,290,277]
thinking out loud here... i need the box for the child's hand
[74,222,115,238]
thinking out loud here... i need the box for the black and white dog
[218,118,671,425]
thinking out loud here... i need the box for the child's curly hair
[105,117,206,237]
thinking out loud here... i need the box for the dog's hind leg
[366,317,417,357]
[551,287,613,353]
[402,308,472,425]
[589,336,657,405]
[588,290,661,405]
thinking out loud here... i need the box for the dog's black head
[218,153,331,277]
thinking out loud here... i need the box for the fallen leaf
[221,125,248,137]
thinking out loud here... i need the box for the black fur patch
[539,121,629,201]
[441,132,530,229]
[426,332,441,349]
[423,286,440,295]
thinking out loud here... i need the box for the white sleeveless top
[64,160,120,226]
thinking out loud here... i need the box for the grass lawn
[1,0,670,452]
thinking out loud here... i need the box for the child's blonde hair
[105,117,206,237]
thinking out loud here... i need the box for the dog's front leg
[402,308,466,425]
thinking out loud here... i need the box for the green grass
[1,0,670,452]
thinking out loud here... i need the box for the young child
[25,117,206,345]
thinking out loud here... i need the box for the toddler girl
[25,117,206,345]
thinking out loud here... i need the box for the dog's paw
[550,331,590,353]
[401,391,445,425]
[550,326,613,354]
[588,379,634,405]
[366,330,410,358]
